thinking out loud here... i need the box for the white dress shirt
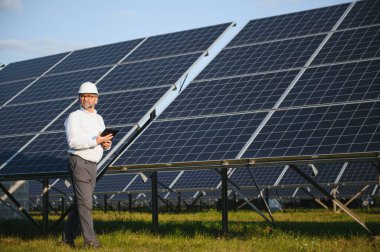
[65,108,108,163]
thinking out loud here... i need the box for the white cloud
[0,38,92,57]
[113,10,138,17]
[0,0,21,11]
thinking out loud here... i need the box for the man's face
[79,93,98,110]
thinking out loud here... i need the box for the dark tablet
[100,128,119,137]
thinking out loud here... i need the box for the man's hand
[101,141,112,149]
[96,132,113,145]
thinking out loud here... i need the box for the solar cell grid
[0,135,33,167]
[172,170,220,189]
[229,166,284,187]
[228,3,349,46]
[124,23,231,61]
[95,174,134,193]
[159,70,298,119]
[338,0,380,29]
[8,67,110,105]
[337,184,375,197]
[280,59,380,108]
[243,102,380,159]
[196,35,324,80]
[0,99,74,136]
[0,132,68,177]
[49,39,144,74]
[0,53,68,83]
[126,172,177,191]
[98,53,202,93]
[113,112,268,166]
[312,26,380,65]
[339,162,378,183]
[0,79,34,106]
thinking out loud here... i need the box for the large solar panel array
[0,23,233,180]
[111,1,380,171]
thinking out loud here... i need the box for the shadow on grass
[1,217,379,241]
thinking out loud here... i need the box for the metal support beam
[0,183,42,232]
[128,194,133,213]
[221,168,228,235]
[336,184,370,213]
[177,193,181,213]
[289,164,374,234]
[42,179,49,235]
[151,171,159,233]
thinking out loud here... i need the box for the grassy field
[0,208,379,251]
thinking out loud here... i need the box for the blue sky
[1,0,351,65]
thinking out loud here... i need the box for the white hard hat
[78,82,99,95]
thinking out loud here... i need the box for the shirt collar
[80,107,97,114]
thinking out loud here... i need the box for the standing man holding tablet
[62,81,113,248]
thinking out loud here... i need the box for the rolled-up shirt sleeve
[65,113,98,150]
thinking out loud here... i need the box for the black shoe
[62,232,75,248]
[84,242,101,249]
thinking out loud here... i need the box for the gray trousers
[64,154,99,246]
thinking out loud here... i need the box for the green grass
[1,208,380,251]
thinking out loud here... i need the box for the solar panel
[312,26,380,65]
[0,79,35,106]
[280,59,380,108]
[338,162,378,184]
[159,70,298,119]
[95,174,135,194]
[229,166,284,187]
[124,23,231,61]
[172,170,220,190]
[228,3,349,46]
[336,184,376,198]
[0,53,68,83]
[98,53,202,93]
[0,132,68,178]
[338,0,380,29]
[8,67,111,105]
[126,172,178,192]
[0,135,34,167]
[112,112,267,165]
[196,35,324,80]
[0,99,74,136]
[48,39,144,74]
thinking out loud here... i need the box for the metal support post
[61,197,65,215]
[221,168,228,235]
[177,193,181,213]
[104,195,108,213]
[151,171,159,233]
[128,194,133,213]
[332,187,337,213]
[42,179,49,235]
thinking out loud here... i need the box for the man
[62,81,113,248]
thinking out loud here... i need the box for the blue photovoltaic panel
[95,174,135,193]
[337,185,375,197]
[271,188,296,197]
[0,99,74,136]
[0,79,34,106]
[338,0,380,29]
[280,59,380,108]
[243,102,380,159]
[196,35,324,80]
[172,170,220,190]
[229,166,284,187]
[234,189,260,199]
[279,163,343,186]
[339,162,378,184]
[47,87,170,131]
[98,53,202,93]
[159,70,298,119]
[113,112,267,166]
[228,3,349,46]
[124,23,231,62]
[0,135,33,167]
[8,67,110,105]
[312,26,380,65]
[49,39,144,74]
[0,53,68,83]
[295,187,325,198]
[0,132,68,177]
